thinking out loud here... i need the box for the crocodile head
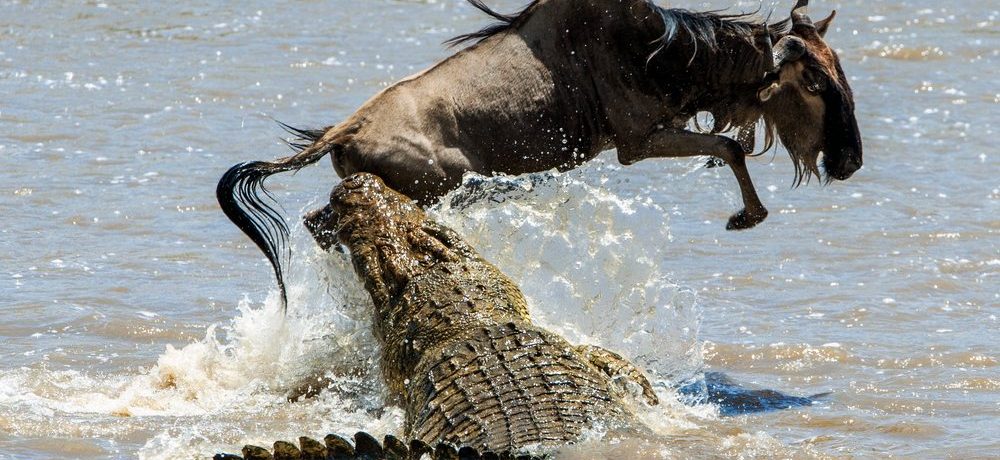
[304,173,461,308]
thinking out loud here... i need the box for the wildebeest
[218,0,863,304]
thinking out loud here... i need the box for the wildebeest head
[758,0,863,184]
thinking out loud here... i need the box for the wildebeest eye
[803,69,828,94]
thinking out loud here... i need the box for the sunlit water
[1,0,996,458]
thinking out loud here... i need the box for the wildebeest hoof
[726,208,768,230]
[705,157,726,169]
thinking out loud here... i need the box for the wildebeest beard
[648,6,841,188]
[637,1,860,187]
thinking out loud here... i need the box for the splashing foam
[431,166,704,383]
[0,230,396,458]
[3,161,765,458]
[119,246,384,416]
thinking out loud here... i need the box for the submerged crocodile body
[217,173,658,459]
[310,173,657,448]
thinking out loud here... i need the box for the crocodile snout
[309,172,426,257]
[303,204,340,251]
[340,172,386,190]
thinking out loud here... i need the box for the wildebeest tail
[216,124,334,309]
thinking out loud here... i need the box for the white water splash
[2,162,713,458]
[432,165,704,383]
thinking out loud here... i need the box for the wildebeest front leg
[617,129,768,230]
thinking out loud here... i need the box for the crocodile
[216,173,659,459]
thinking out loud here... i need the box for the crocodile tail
[214,431,548,459]
[216,124,333,309]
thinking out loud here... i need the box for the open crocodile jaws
[298,173,658,453]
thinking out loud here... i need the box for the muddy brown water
[1,1,996,458]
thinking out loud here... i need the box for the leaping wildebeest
[218,0,863,304]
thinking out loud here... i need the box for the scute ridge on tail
[213,430,548,460]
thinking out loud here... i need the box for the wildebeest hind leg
[616,129,767,230]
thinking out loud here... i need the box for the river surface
[1,0,997,458]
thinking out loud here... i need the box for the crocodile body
[219,173,657,458]
[407,321,628,448]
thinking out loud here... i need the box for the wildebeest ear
[791,0,811,27]
[758,81,781,102]
[815,10,836,37]
[757,71,782,102]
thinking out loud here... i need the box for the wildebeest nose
[835,153,862,180]
[845,154,862,173]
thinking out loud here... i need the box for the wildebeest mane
[446,1,791,51]
[444,1,793,161]
[646,6,791,160]
[445,0,541,47]
[648,6,791,60]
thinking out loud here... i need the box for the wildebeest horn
[792,0,813,26]
[756,15,774,57]
[772,36,807,67]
